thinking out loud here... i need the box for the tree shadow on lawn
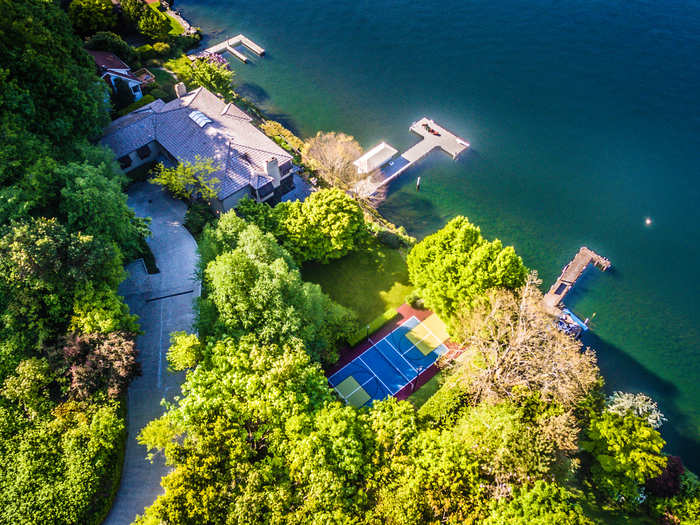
[302,241,413,326]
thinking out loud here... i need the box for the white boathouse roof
[353,142,398,174]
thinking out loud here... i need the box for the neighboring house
[87,50,144,101]
[100,84,296,210]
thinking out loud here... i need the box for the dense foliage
[136,210,695,524]
[190,55,236,102]
[0,1,143,522]
[120,0,170,40]
[67,0,116,36]
[196,212,357,364]
[237,188,367,263]
[151,155,220,201]
[2,3,695,524]
[407,215,528,325]
[85,31,137,64]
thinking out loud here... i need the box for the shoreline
[162,7,698,472]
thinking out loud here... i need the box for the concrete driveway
[105,182,199,525]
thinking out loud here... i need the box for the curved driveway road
[105,182,199,524]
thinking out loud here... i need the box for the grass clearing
[302,238,413,326]
[164,56,193,87]
[146,1,185,36]
[408,371,443,409]
[151,67,176,86]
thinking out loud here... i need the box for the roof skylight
[188,110,212,128]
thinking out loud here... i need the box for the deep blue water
[176,0,700,469]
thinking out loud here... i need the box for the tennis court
[329,314,450,407]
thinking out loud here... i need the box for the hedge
[347,307,399,347]
[115,94,155,117]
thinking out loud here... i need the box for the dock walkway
[543,247,611,334]
[191,34,265,63]
[355,117,469,196]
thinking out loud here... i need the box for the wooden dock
[543,246,611,324]
[192,34,265,63]
[355,117,469,196]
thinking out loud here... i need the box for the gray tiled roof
[100,87,292,199]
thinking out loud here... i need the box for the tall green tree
[67,0,116,37]
[202,223,356,363]
[484,481,595,525]
[407,215,527,323]
[0,0,109,151]
[581,411,667,507]
[0,218,122,348]
[190,57,235,102]
[275,188,366,263]
[237,188,367,263]
[151,155,220,201]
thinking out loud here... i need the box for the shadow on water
[236,82,270,103]
[378,179,443,237]
[563,265,613,315]
[583,331,700,471]
[233,82,301,134]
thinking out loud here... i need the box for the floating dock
[354,117,469,196]
[544,247,611,335]
[191,34,265,63]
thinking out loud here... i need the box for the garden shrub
[136,44,156,61]
[149,87,169,100]
[116,95,155,117]
[85,31,137,64]
[153,42,171,56]
[184,201,216,239]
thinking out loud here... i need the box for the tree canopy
[0,1,143,521]
[302,131,364,189]
[151,155,220,202]
[237,188,367,263]
[407,215,527,324]
[67,0,116,37]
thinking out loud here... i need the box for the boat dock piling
[191,34,265,63]
[543,247,611,335]
[355,117,469,196]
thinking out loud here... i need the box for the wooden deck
[192,34,265,63]
[355,117,469,196]
[543,246,611,315]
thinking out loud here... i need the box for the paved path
[105,183,199,525]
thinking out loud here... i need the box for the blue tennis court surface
[329,316,448,407]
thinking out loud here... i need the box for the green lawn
[407,371,443,409]
[164,56,193,86]
[147,1,185,36]
[149,67,177,99]
[302,239,413,326]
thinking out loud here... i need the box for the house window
[131,84,141,94]
[137,145,151,160]
[118,155,132,169]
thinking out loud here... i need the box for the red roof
[87,50,130,71]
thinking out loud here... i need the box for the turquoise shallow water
[176,0,700,468]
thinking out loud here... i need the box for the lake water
[176,0,700,469]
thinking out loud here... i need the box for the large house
[87,50,144,101]
[100,84,295,210]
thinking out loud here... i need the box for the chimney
[265,157,280,186]
[174,82,187,98]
